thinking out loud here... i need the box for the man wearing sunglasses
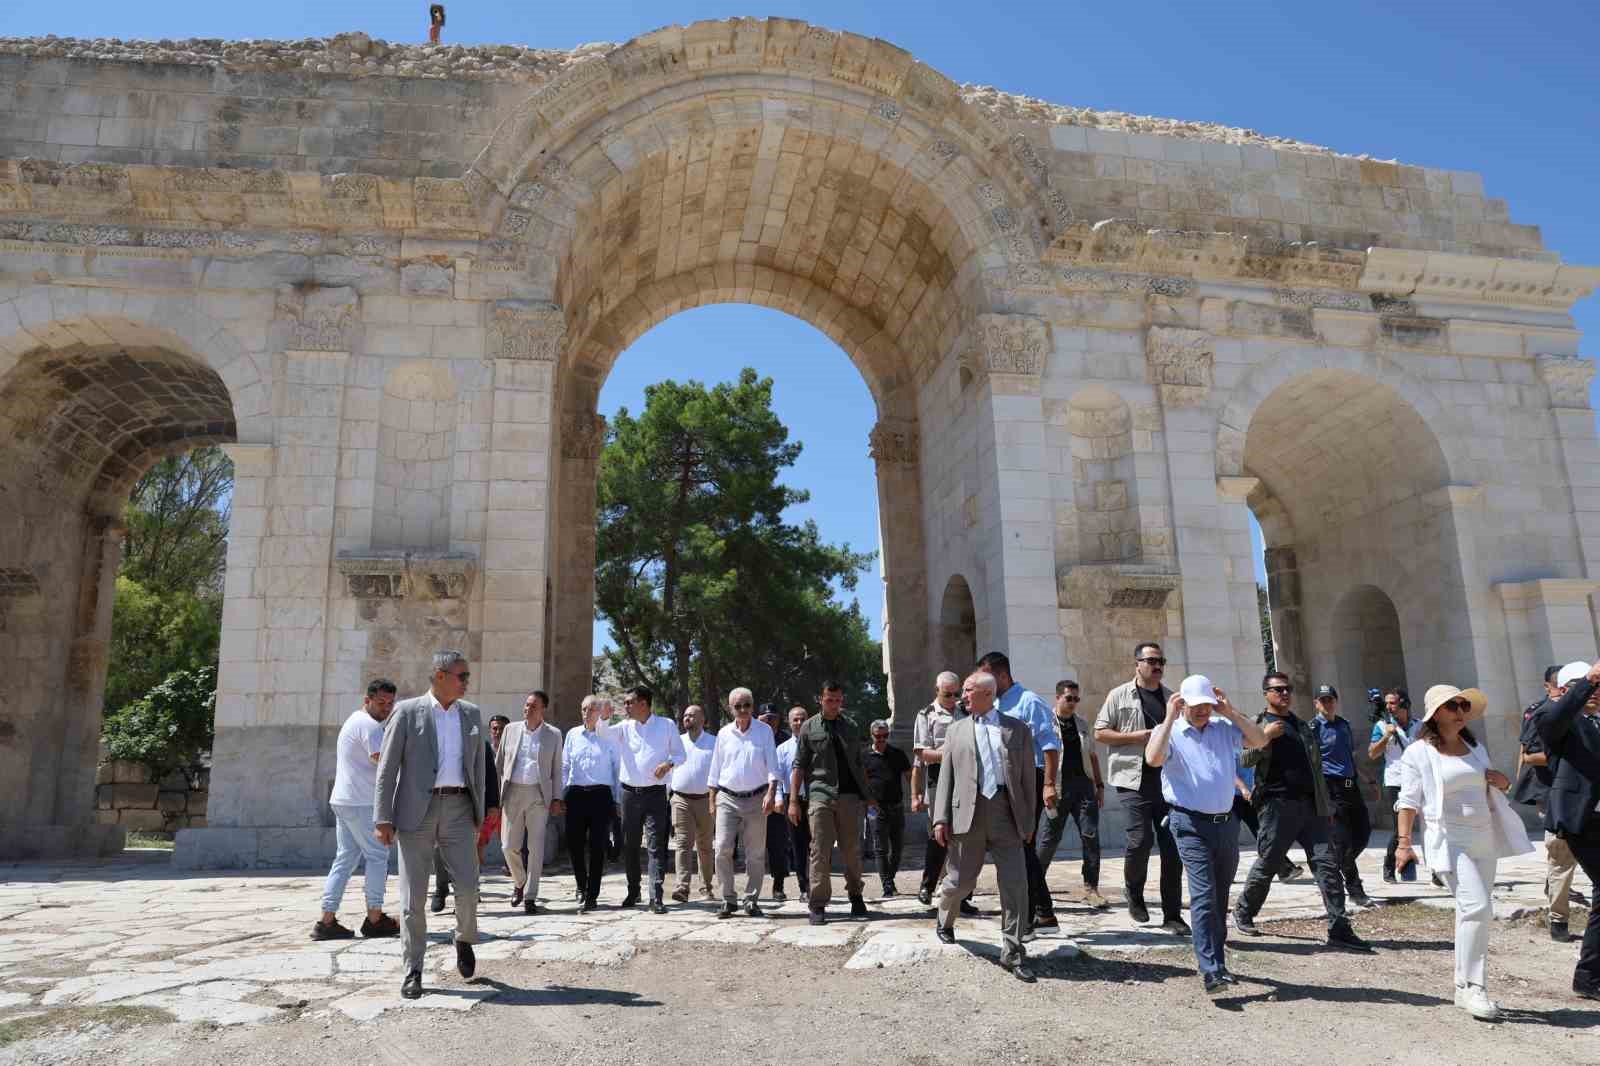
[1233,672,1371,952]
[1094,642,1188,934]
[374,650,489,999]
[1037,680,1109,910]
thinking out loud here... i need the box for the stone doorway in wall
[0,322,240,857]
[547,303,918,729]
[1238,364,1455,777]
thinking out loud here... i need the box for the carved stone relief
[1146,326,1215,407]
[489,300,567,361]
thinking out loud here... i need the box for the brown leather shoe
[511,884,524,907]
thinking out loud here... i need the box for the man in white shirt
[708,687,782,918]
[603,685,686,913]
[669,705,717,902]
[314,679,399,941]
[774,706,812,900]
[563,696,622,913]
[495,690,564,914]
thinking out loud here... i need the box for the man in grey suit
[375,650,487,1000]
[495,689,564,914]
[932,670,1039,982]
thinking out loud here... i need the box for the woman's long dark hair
[1421,717,1477,748]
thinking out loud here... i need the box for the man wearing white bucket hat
[1532,660,1600,1001]
[1394,682,1533,1020]
[1145,675,1268,993]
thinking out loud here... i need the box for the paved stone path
[0,836,1582,1031]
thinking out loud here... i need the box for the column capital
[868,418,920,465]
[1536,354,1595,410]
[488,300,566,362]
[1215,475,1260,502]
[965,312,1050,380]
[1147,325,1215,408]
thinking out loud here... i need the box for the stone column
[177,291,355,869]
[480,301,562,718]
[549,410,603,725]
[870,417,928,737]
[1210,476,1271,702]
[1496,578,1600,694]
[1538,354,1600,618]
[967,313,1070,688]
[1261,542,1309,705]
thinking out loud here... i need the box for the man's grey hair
[432,650,468,673]
[964,671,998,694]
[935,670,960,689]
[870,719,890,734]
[728,686,753,708]
[580,694,604,716]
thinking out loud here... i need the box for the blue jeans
[321,802,389,913]
[1168,808,1240,978]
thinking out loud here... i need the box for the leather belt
[1170,804,1234,824]
[672,791,708,800]
[431,786,469,795]
[622,782,666,794]
[1325,776,1357,790]
[718,785,767,799]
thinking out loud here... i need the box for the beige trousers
[501,781,549,901]
[807,793,864,910]
[1548,831,1579,922]
[714,791,767,904]
[671,792,714,893]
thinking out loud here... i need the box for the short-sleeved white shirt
[330,710,386,806]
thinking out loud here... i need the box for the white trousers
[1441,851,1496,990]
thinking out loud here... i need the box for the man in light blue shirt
[978,652,1062,932]
[774,706,811,899]
[1146,675,1268,993]
[563,695,622,912]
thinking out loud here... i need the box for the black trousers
[1235,793,1299,879]
[1325,776,1372,894]
[1565,821,1600,990]
[873,803,906,887]
[789,799,811,893]
[621,784,670,900]
[566,785,613,902]
[766,809,792,887]
[1380,785,1404,876]
[1237,795,1348,928]
[1119,786,1183,921]
[921,809,948,894]
[1036,775,1101,889]
[1025,767,1053,918]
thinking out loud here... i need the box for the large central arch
[468,21,1055,721]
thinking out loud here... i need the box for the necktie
[979,718,999,799]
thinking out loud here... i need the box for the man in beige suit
[375,650,488,1000]
[932,670,1039,981]
[495,689,564,914]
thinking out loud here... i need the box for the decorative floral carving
[488,300,566,361]
[868,419,920,465]
[1536,355,1596,410]
[974,313,1050,377]
[1146,326,1214,407]
[1274,287,1365,311]
[276,284,358,352]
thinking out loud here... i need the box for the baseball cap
[1315,684,1338,701]
[1178,674,1218,707]
[1557,661,1590,688]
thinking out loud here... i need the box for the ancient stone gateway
[0,20,1596,865]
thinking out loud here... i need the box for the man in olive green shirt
[789,681,875,925]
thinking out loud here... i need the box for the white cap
[1179,674,1218,707]
[1557,661,1591,688]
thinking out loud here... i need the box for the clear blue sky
[13,1,1597,638]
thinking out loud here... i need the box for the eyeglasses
[1061,696,1080,703]
[1138,657,1167,666]
[937,691,960,699]
[1265,685,1293,694]
[732,701,753,709]
[447,670,470,682]
[1441,699,1473,713]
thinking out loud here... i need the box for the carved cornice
[488,300,567,362]
[1496,577,1600,610]
[1360,248,1600,311]
[561,412,607,461]
[1057,564,1181,611]
[0,160,486,235]
[334,551,478,600]
[868,419,920,465]
[1045,220,1367,290]
[1535,355,1596,410]
[1146,326,1214,408]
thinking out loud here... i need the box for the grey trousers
[397,792,479,971]
[714,791,767,904]
[938,789,1027,960]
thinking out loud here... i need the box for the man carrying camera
[1367,688,1421,882]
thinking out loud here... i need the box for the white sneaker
[1454,983,1500,1021]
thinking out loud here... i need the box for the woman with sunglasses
[1394,685,1532,1021]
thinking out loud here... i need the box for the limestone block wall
[94,761,209,833]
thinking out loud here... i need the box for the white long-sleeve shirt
[563,725,621,804]
[707,718,781,793]
[669,731,717,793]
[599,714,687,787]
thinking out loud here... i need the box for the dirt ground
[3,900,1595,1066]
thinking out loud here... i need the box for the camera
[1367,687,1386,723]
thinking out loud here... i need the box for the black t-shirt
[831,731,861,795]
[863,745,912,806]
[1261,712,1314,800]
[1057,717,1087,781]
[1137,686,1166,798]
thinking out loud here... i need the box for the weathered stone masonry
[0,19,1596,865]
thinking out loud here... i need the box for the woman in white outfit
[1393,684,1533,1021]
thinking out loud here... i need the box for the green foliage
[101,666,217,776]
[595,368,887,725]
[120,447,232,596]
[104,576,222,715]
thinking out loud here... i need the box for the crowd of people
[309,644,1600,1016]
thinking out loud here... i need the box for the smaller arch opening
[939,575,977,671]
[373,362,459,551]
[1331,584,1408,698]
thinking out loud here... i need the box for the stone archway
[938,574,978,671]
[0,316,248,858]
[466,21,1056,722]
